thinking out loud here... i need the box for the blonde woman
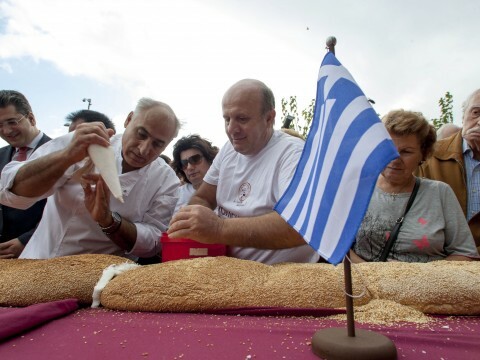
[350,110,478,263]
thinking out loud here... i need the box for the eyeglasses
[0,114,27,130]
[181,154,203,170]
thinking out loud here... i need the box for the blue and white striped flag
[275,52,398,265]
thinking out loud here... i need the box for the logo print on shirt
[236,182,251,204]
[418,217,427,225]
[413,235,430,249]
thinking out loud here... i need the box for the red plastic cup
[160,233,226,262]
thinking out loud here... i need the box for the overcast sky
[0,0,478,156]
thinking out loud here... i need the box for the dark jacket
[0,133,51,245]
[417,131,480,247]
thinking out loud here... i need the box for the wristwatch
[100,212,122,235]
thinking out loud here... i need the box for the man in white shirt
[0,98,180,259]
[168,79,319,264]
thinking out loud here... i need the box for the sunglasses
[181,154,203,170]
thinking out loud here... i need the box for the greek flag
[275,52,398,265]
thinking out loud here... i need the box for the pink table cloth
[0,299,78,340]
[1,304,479,359]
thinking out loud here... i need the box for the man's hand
[168,205,224,244]
[0,238,25,259]
[83,173,138,252]
[463,125,480,156]
[65,122,115,165]
[9,122,115,199]
[82,173,112,227]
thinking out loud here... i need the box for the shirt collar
[462,137,472,156]
[21,131,44,150]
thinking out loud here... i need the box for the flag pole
[327,35,356,337]
[311,36,397,360]
[343,255,355,337]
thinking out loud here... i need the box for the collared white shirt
[463,138,480,220]
[12,131,44,160]
[0,133,180,259]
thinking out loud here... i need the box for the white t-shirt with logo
[204,130,319,264]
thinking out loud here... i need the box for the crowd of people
[0,84,478,264]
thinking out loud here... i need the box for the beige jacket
[417,131,480,247]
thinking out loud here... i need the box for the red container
[160,233,227,262]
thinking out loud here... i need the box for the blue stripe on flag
[274,52,398,265]
[327,139,400,263]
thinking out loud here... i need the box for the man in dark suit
[0,90,51,258]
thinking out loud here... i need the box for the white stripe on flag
[319,122,392,257]
[318,65,355,96]
[279,99,333,222]
[302,96,371,240]
[274,52,399,264]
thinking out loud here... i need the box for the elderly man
[0,90,51,258]
[168,79,319,264]
[418,89,480,248]
[0,98,180,259]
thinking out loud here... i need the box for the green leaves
[281,96,315,139]
[431,91,453,130]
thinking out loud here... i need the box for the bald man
[169,79,319,264]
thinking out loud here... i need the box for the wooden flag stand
[311,37,397,360]
[311,256,397,359]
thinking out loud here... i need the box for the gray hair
[134,97,181,137]
[256,80,275,115]
[462,89,480,116]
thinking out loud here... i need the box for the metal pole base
[312,328,397,359]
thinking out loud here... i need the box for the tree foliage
[282,91,455,136]
[280,96,315,139]
[431,91,453,130]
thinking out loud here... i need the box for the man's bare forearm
[445,254,474,261]
[11,149,74,197]
[219,211,306,249]
[188,182,217,209]
[11,122,113,198]
[189,193,214,208]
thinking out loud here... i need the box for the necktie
[14,147,29,162]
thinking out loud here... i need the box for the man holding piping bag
[0,98,180,260]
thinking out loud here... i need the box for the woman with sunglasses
[172,135,218,213]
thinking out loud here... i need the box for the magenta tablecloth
[0,306,479,359]
[0,299,78,341]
